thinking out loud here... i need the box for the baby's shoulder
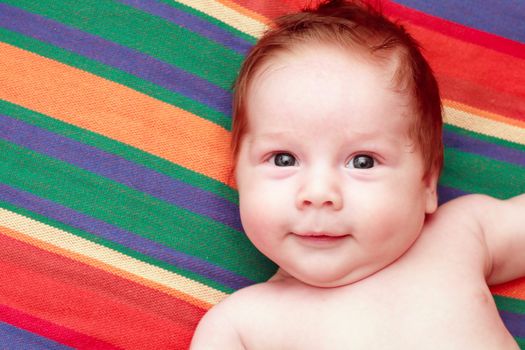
[435,193,495,215]
[429,194,497,230]
[418,194,500,270]
[205,281,279,323]
[190,283,275,349]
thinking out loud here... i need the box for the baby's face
[235,44,437,287]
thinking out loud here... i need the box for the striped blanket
[0,0,524,348]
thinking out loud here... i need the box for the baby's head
[232,0,443,181]
[232,0,443,287]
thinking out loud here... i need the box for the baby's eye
[347,155,375,169]
[271,153,297,167]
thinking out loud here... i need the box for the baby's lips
[293,231,351,238]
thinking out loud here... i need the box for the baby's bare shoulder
[429,193,517,242]
[423,193,525,285]
[434,194,495,218]
[191,281,289,349]
[427,194,501,238]
[441,193,525,285]
[201,282,281,327]
[190,283,276,349]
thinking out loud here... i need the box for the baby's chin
[271,267,376,288]
[299,275,367,288]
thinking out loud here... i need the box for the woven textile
[0,0,524,348]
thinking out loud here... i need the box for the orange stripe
[1,225,212,310]
[0,43,233,185]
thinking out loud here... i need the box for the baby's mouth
[292,232,351,242]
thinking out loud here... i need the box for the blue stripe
[444,129,525,168]
[0,183,252,290]
[0,3,232,117]
[393,0,525,43]
[500,310,525,339]
[0,114,243,233]
[0,322,73,350]
[117,0,252,55]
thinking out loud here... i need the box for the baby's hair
[232,0,443,180]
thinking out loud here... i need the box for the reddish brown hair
[232,0,443,179]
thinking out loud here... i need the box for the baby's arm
[190,300,245,350]
[473,193,525,285]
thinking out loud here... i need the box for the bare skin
[191,44,525,349]
[193,195,523,349]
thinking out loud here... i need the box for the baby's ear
[424,171,439,214]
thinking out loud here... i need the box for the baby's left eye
[347,155,375,169]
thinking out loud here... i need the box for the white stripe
[444,104,525,146]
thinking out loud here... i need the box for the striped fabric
[0,0,523,348]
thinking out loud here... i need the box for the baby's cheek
[239,192,268,228]
[240,190,285,238]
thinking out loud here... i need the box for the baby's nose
[296,173,343,210]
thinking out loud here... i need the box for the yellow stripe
[0,208,227,308]
[443,105,525,146]
[176,0,267,37]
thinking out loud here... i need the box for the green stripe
[0,139,275,281]
[4,0,243,90]
[0,28,231,130]
[0,100,237,204]
[166,0,257,44]
[494,295,525,314]
[445,124,525,153]
[0,199,235,293]
[440,147,525,199]
[517,336,525,349]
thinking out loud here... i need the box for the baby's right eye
[271,153,297,167]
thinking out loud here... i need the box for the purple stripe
[0,3,232,116]
[0,322,73,350]
[0,183,252,290]
[444,130,525,168]
[0,114,243,232]
[500,310,525,339]
[117,0,251,55]
[437,185,468,205]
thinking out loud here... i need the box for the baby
[191,0,525,348]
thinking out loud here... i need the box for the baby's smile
[291,232,352,247]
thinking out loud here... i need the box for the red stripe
[0,304,118,349]
[232,0,525,101]
[0,233,204,349]
[230,0,302,19]
[233,0,525,64]
[439,75,525,122]
[491,277,525,300]
[382,3,525,100]
[392,22,525,99]
[382,1,525,60]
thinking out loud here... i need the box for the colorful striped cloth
[0,0,523,348]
